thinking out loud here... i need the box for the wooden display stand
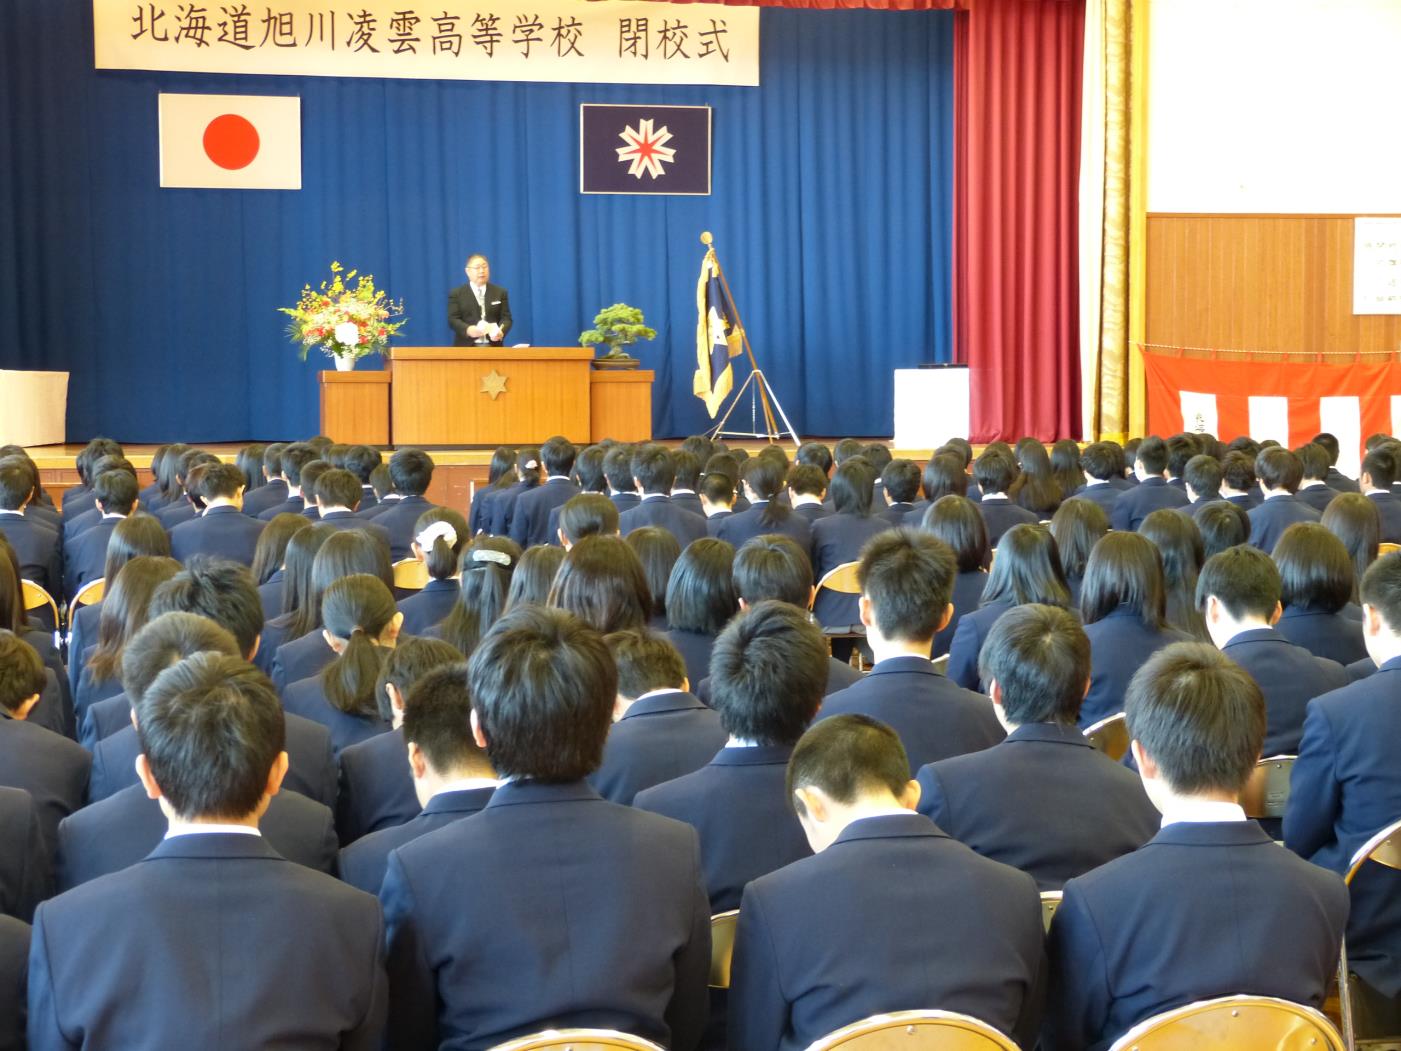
[320,371,390,446]
[590,370,655,443]
[0,371,68,445]
[390,347,594,445]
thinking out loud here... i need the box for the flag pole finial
[699,231,713,247]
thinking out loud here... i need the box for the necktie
[474,287,487,342]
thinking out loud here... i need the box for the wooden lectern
[390,347,594,445]
[320,371,391,445]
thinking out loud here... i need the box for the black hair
[1196,545,1280,621]
[250,513,309,588]
[1295,443,1330,484]
[741,457,794,529]
[1226,435,1261,459]
[276,523,336,639]
[857,529,956,642]
[1166,435,1197,480]
[1139,509,1208,640]
[324,444,350,470]
[709,600,827,745]
[298,461,332,504]
[76,438,122,486]
[603,446,636,493]
[549,535,651,634]
[504,545,566,612]
[922,454,969,503]
[1361,551,1401,635]
[375,637,464,723]
[0,630,45,712]
[413,507,469,581]
[605,629,687,699]
[88,556,183,685]
[236,444,267,491]
[732,534,813,608]
[486,446,518,490]
[1079,531,1167,629]
[979,524,1072,609]
[319,574,398,718]
[541,437,577,478]
[1221,452,1257,493]
[0,537,25,635]
[574,446,607,493]
[369,464,392,500]
[829,459,877,517]
[402,662,491,775]
[94,469,139,516]
[665,538,738,635]
[1125,642,1265,794]
[120,611,242,702]
[1135,436,1170,476]
[1049,497,1110,582]
[832,438,865,465]
[672,449,702,491]
[440,535,520,658]
[973,448,1019,495]
[1363,447,1398,490]
[787,714,910,816]
[860,443,892,473]
[1311,432,1341,465]
[467,605,616,781]
[342,445,382,484]
[1010,440,1061,515]
[920,495,989,573]
[795,442,834,475]
[786,464,828,499]
[1274,522,1354,613]
[700,472,736,507]
[1194,501,1251,560]
[261,442,287,483]
[625,527,682,619]
[979,603,1090,725]
[881,460,921,504]
[1256,447,1303,493]
[136,653,285,821]
[559,494,620,545]
[103,514,172,585]
[1079,442,1118,482]
[279,444,318,487]
[193,462,244,503]
[314,468,363,511]
[148,557,264,657]
[1051,439,1085,498]
[1183,455,1223,498]
[1322,493,1381,598]
[632,446,675,495]
[389,449,434,496]
[0,463,32,512]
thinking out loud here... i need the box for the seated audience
[810,459,886,631]
[636,600,827,911]
[549,534,652,634]
[491,447,541,538]
[786,464,830,524]
[313,467,392,548]
[557,492,620,547]
[627,526,682,626]
[664,538,739,685]
[973,447,1039,546]
[1049,496,1109,605]
[1073,443,1122,517]
[716,455,813,556]
[250,511,310,621]
[1248,447,1321,552]
[878,458,921,525]
[468,446,517,536]
[1110,436,1189,531]
[336,636,462,845]
[67,454,142,540]
[1312,431,1360,494]
[1183,453,1225,510]
[241,442,289,518]
[919,604,1158,888]
[1295,442,1340,514]
[700,470,736,532]
[368,449,438,559]
[1043,643,1348,1051]
[168,461,266,566]
[29,653,386,1048]
[1273,522,1368,666]
[604,445,641,515]
[64,467,142,599]
[905,452,971,523]
[380,605,709,1051]
[509,436,579,548]
[1138,509,1209,641]
[1194,498,1251,560]
[1011,439,1062,518]
[296,459,331,521]
[1323,491,1382,599]
[619,446,707,548]
[503,544,566,611]
[344,444,383,513]
[920,495,990,659]
[1197,545,1348,756]
[589,629,725,806]
[395,509,468,636]
[1362,446,1401,543]
[669,449,705,518]
[282,574,398,754]
[730,714,1045,1051]
[340,661,498,895]
[1219,450,1261,510]
[0,459,60,596]
[255,521,334,675]
[255,442,317,521]
[819,529,1003,772]
[433,535,519,658]
[1051,438,1086,501]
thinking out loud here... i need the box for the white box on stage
[0,371,68,446]
[893,364,969,449]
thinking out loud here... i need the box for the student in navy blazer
[0,636,89,862]
[509,439,580,548]
[0,915,27,1051]
[810,461,888,631]
[1361,448,1401,543]
[730,715,1046,1051]
[168,464,267,566]
[335,637,462,845]
[636,601,828,912]
[1109,437,1190,532]
[1072,444,1124,518]
[1245,449,1321,551]
[1043,642,1348,1051]
[589,631,726,805]
[241,473,288,519]
[0,463,61,593]
[1286,553,1401,997]
[362,450,437,559]
[819,530,1004,773]
[64,474,142,599]
[972,447,1040,547]
[55,783,338,890]
[1199,546,1348,756]
[0,787,49,922]
[948,523,1073,691]
[339,662,497,894]
[715,457,813,559]
[918,605,1158,890]
[380,606,710,1051]
[787,464,832,526]
[1272,523,1369,666]
[28,652,387,1050]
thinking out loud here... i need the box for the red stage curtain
[954,0,1084,442]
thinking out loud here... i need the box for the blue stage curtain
[0,3,953,442]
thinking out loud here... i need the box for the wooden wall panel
[1146,215,1401,355]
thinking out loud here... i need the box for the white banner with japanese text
[95,0,759,86]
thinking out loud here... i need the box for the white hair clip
[524,459,539,470]
[471,548,513,568]
[416,521,458,548]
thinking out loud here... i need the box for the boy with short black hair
[1110,435,1190,531]
[1248,446,1320,551]
[169,461,265,567]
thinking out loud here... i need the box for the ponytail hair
[414,507,469,581]
[742,457,792,529]
[319,573,398,718]
[439,535,521,657]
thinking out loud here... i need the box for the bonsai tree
[579,303,657,360]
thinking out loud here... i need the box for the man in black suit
[0,633,89,862]
[730,714,1046,1050]
[819,530,1003,773]
[1110,435,1190,531]
[619,445,707,549]
[380,606,710,1051]
[28,652,387,1048]
[589,629,725,805]
[169,461,266,566]
[1043,643,1348,1051]
[1200,546,1348,756]
[511,437,580,548]
[0,461,61,596]
[973,447,1040,546]
[340,661,497,895]
[368,449,438,560]
[1247,447,1320,552]
[447,253,512,346]
[635,601,827,913]
[918,604,1158,889]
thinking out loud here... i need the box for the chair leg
[1341,939,1356,1051]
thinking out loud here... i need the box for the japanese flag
[158,94,301,190]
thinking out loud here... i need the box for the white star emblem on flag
[615,119,677,180]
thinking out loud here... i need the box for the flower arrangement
[579,303,657,360]
[280,261,406,365]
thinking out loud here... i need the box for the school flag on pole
[694,248,744,418]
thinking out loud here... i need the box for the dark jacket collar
[145,832,283,862]
[1222,626,1285,649]
[1147,820,1275,848]
[203,505,240,517]
[1005,722,1093,748]
[621,690,708,719]
[868,655,939,678]
[833,812,949,846]
[1138,476,1167,488]
[1378,656,1401,674]
[321,510,356,521]
[484,779,602,809]
[420,578,458,594]
[710,744,794,767]
[424,786,496,815]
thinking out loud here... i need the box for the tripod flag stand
[693,231,800,446]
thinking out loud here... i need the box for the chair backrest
[1240,756,1296,820]
[1083,712,1129,763]
[1345,816,1401,885]
[20,579,58,625]
[486,1030,666,1051]
[1380,542,1401,557]
[71,577,106,607]
[1105,994,1345,1051]
[805,1010,1019,1051]
[929,653,950,676]
[812,561,862,607]
[710,909,739,989]
[1040,891,1063,933]
[392,558,429,591]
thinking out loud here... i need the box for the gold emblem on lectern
[481,369,508,400]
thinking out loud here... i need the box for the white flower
[334,322,360,349]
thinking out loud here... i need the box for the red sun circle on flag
[202,114,261,171]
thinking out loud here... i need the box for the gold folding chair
[71,577,106,608]
[805,1009,1019,1051]
[1339,816,1401,1048]
[1040,891,1063,933]
[1379,542,1401,557]
[1083,713,1129,763]
[1106,994,1344,1051]
[813,561,866,666]
[21,579,59,630]
[1240,756,1296,821]
[710,910,739,989]
[392,557,430,591]
[930,654,951,676]
[487,1030,665,1051]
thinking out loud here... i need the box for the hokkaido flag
[158,94,301,190]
